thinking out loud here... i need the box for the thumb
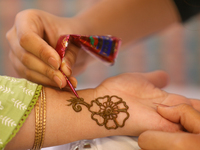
[157,104,200,133]
[139,130,200,150]
[142,70,169,88]
[61,42,80,77]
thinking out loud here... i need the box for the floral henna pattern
[67,95,129,130]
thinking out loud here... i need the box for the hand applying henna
[55,35,79,98]
[55,34,121,97]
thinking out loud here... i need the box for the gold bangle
[32,97,40,149]
[38,87,43,149]
[40,87,46,149]
[32,87,46,150]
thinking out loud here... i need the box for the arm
[4,70,199,150]
[75,0,180,45]
[6,0,181,88]
[5,88,125,150]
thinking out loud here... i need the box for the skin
[4,71,200,150]
[5,0,200,149]
[6,10,83,88]
[138,104,200,150]
[6,0,180,88]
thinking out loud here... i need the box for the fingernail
[61,59,72,76]
[153,102,170,107]
[53,75,62,89]
[48,57,59,70]
[74,81,77,88]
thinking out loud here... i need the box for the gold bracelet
[38,87,43,149]
[40,87,46,149]
[32,87,46,150]
[32,98,40,150]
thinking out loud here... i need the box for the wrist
[59,17,91,35]
[70,17,92,35]
[75,90,130,136]
[68,89,126,139]
[43,87,125,147]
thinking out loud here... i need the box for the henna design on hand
[67,95,129,130]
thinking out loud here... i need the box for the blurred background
[0,0,199,149]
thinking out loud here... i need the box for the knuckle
[23,69,32,81]
[15,11,24,20]
[16,9,37,20]
[6,29,12,40]
[15,68,25,79]
[16,65,29,80]
[37,44,46,60]
[17,10,39,47]
[44,66,55,79]
[20,52,30,67]
[179,103,192,112]
[19,32,30,47]
[8,51,31,80]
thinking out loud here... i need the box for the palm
[97,73,166,99]
[95,72,190,136]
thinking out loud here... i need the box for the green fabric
[0,76,42,150]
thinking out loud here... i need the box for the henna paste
[67,95,129,130]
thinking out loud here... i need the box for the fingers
[139,130,200,150]
[142,70,169,88]
[9,50,78,88]
[8,10,79,82]
[60,42,80,77]
[157,104,200,133]
[190,99,200,112]
[15,10,61,70]
[139,130,175,150]
[18,28,61,70]
[9,50,58,87]
[6,26,67,88]
[63,76,78,89]
[6,9,80,90]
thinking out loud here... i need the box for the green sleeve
[0,76,42,150]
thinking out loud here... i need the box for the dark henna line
[67,95,130,130]
[67,97,90,112]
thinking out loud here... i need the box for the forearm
[44,88,124,146]
[5,87,124,150]
[74,0,180,45]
